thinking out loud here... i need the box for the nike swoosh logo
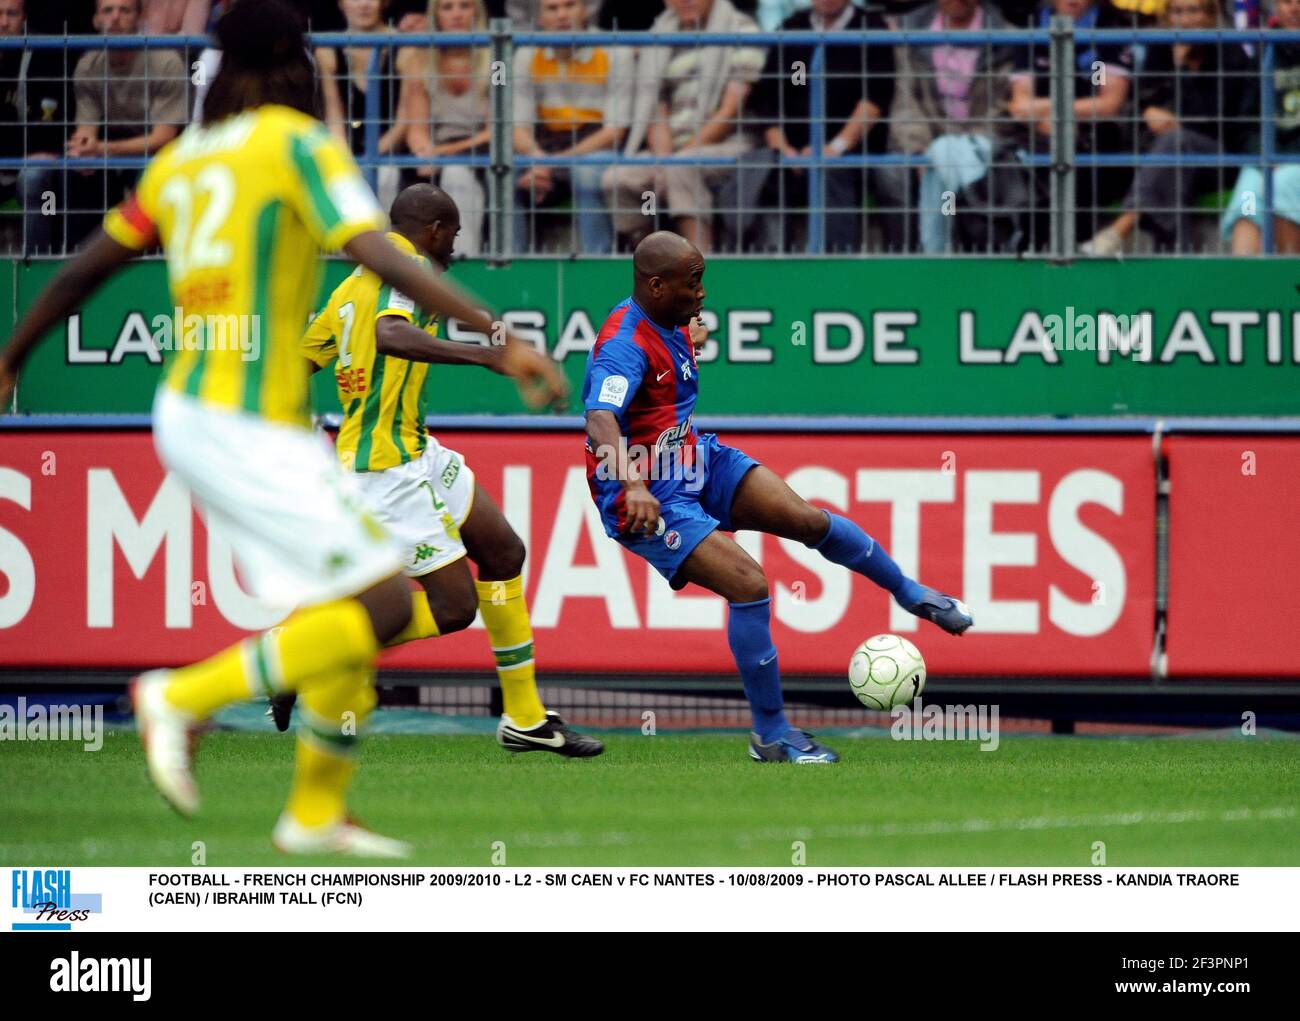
[506,728,566,748]
[656,370,671,381]
[759,653,777,666]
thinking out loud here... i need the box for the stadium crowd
[0,0,1297,255]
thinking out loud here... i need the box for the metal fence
[1,23,1298,257]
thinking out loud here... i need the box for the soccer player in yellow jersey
[291,184,601,755]
[0,1,567,856]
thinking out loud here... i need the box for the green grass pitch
[2,730,1298,866]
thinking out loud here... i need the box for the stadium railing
[4,26,1300,728]
[2,22,1300,257]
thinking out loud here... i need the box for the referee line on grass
[1,806,1293,860]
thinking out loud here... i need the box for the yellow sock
[164,598,378,719]
[385,590,440,647]
[476,575,545,728]
[285,669,376,828]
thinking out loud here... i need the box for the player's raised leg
[727,465,974,635]
[674,531,839,764]
[134,571,410,853]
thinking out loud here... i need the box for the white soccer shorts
[350,439,476,578]
[152,388,405,614]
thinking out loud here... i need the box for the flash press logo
[10,869,103,930]
[50,952,151,1001]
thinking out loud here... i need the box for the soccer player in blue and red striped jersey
[583,232,974,764]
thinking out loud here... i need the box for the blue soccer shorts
[616,433,759,589]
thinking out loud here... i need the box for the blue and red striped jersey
[583,297,700,533]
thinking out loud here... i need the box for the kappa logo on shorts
[412,543,442,564]
[324,550,353,574]
[663,530,682,551]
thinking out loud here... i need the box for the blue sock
[813,511,925,607]
[727,598,790,743]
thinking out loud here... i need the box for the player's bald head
[633,231,699,285]
[390,184,459,232]
[631,231,706,328]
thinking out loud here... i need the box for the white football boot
[131,670,200,816]
[271,814,412,859]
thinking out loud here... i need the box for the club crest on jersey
[664,530,682,550]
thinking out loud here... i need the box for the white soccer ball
[848,634,926,711]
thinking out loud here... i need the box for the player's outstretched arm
[346,230,495,335]
[375,315,508,372]
[344,230,569,412]
[0,229,139,407]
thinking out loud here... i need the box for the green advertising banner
[9,257,1300,417]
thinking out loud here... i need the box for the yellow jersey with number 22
[102,104,386,427]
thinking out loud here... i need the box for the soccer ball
[848,634,926,710]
